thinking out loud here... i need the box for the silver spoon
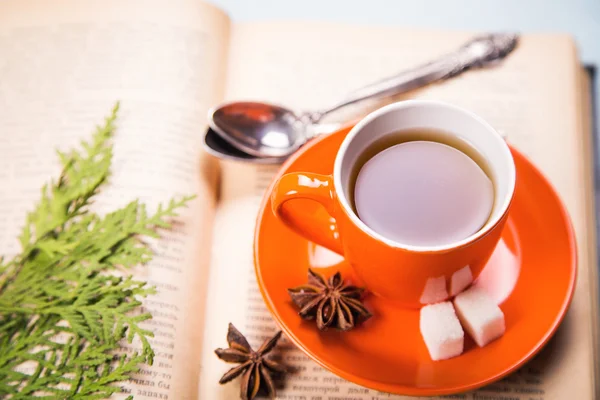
[207,33,518,160]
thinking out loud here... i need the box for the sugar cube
[419,276,448,305]
[420,302,464,360]
[450,265,473,296]
[453,286,505,347]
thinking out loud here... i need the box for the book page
[0,1,229,399]
[199,23,598,399]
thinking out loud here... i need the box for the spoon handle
[308,33,518,123]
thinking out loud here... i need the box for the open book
[0,0,598,399]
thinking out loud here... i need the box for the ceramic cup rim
[332,100,516,253]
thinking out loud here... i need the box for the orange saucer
[253,126,577,396]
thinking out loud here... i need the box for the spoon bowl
[210,102,307,158]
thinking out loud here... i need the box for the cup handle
[271,172,343,255]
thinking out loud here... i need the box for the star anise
[215,323,286,400]
[287,269,372,331]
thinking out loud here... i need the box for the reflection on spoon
[203,128,287,164]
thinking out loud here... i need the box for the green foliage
[0,103,193,398]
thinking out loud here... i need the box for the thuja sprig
[0,103,193,398]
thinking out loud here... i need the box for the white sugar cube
[453,286,505,347]
[420,302,464,360]
[450,265,473,296]
[419,276,448,305]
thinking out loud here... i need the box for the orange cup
[271,100,516,308]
